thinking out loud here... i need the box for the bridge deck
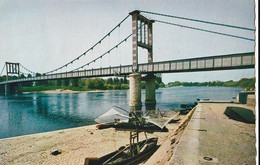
[0,52,254,84]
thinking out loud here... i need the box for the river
[0,86,243,139]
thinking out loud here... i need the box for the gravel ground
[0,114,187,165]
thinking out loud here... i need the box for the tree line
[167,78,255,90]
[22,77,130,92]
[0,73,165,92]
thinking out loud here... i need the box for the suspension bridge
[0,10,255,110]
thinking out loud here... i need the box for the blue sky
[0,0,256,83]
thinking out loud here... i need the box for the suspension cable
[140,10,255,31]
[72,33,132,71]
[72,24,146,71]
[155,20,255,42]
[19,71,28,76]
[0,65,5,76]
[20,64,36,75]
[44,15,130,75]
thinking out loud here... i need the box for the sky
[0,0,256,83]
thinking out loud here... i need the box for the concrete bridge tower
[129,10,156,113]
[4,62,22,95]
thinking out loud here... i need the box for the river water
[0,87,243,139]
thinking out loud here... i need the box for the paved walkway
[169,103,256,165]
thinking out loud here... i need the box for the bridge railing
[0,52,254,85]
[0,65,133,84]
[139,52,254,73]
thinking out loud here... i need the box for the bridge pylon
[129,10,154,72]
[3,62,22,95]
[129,10,156,113]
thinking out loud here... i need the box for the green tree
[63,79,70,86]
[123,76,128,84]
[107,78,113,85]
[57,79,62,86]
[71,78,79,87]
[20,74,26,78]
[85,78,105,89]
[114,78,119,85]
[93,78,105,89]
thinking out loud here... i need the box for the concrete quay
[168,102,256,165]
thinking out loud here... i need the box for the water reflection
[0,87,243,139]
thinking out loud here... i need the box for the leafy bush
[121,84,129,90]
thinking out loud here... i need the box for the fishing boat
[84,138,158,165]
[96,122,169,132]
[84,106,179,165]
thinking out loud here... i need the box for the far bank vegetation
[0,74,165,92]
[167,78,255,91]
[0,75,254,93]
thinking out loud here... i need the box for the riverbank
[22,88,124,94]
[0,112,189,165]
[23,89,80,94]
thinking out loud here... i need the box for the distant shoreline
[22,89,125,94]
[21,86,249,95]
